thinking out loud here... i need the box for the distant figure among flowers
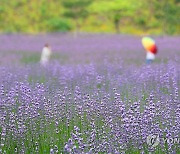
[146,52,155,64]
[40,43,52,66]
[142,37,158,64]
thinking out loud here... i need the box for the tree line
[0,0,179,35]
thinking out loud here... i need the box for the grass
[20,52,41,64]
[20,52,69,65]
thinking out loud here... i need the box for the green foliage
[21,52,40,64]
[62,0,92,32]
[62,0,91,8]
[0,0,179,34]
[47,18,72,32]
[153,0,180,34]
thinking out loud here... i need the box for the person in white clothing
[146,52,155,64]
[40,43,52,66]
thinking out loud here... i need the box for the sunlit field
[0,34,179,153]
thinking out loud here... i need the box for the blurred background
[0,0,179,35]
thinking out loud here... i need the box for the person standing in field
[146,52,155,64]
[142,37,158,64]
[40,43,52,66]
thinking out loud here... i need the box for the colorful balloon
[142,37,157,54]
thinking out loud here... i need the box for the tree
[61,0,92,35]
[139,0,180,35]
[89,0,142,33]
[153,0,180,34]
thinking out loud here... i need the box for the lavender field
[0,34,179,153]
